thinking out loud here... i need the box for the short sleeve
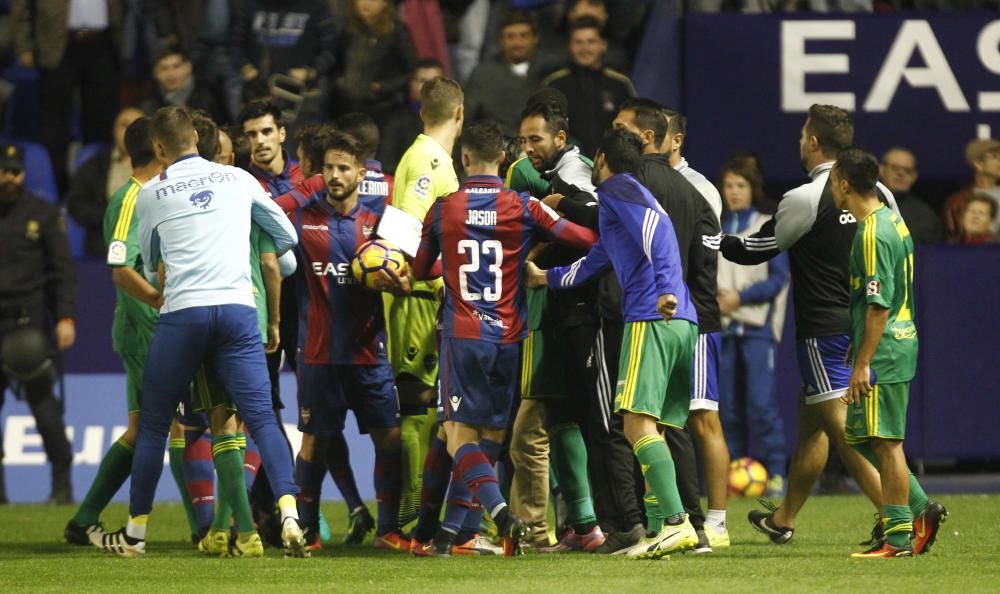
[862,223,894,309]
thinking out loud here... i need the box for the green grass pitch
[2,494,999,593]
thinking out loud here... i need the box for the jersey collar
[463,175,503,188]
[809,161,834,180]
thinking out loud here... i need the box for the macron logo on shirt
[154,171,238,200]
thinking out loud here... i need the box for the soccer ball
[728,457,768,497]
[351,239,408,291]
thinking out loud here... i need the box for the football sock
[454,443,506,518]
[548,423,597,533]
[238,432,261,491]
[851,440,928,518]
[413,434,452,542]
[294,455,324,531]
[706,509,727,531]
[644,487,664,533]
[399,413,430,525]
[374,447,403,536]
[883,504,913,548]
[126,514,147,541]
[326,432,364,512]
[72,438,133,526]
[908,473,929,518]
[184,431,216,531]
[442,476,474,534]
[458,438,503,538]
[278,494,299,522]
[212,434,255,533]
[168,438,199,536]
[634,435,684,518]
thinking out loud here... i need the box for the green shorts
[845,382,909,442]
[190,366,237,413]
[386,282,441,387]
[120,351,145,414]
[614,319,697,429]
[520,288,566,399]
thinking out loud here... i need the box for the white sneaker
[281,518,309,558]
[93,528,145,557]
[626,518,699,560]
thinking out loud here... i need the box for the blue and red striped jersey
[281,191,388,365]
[361,160,394,206]
[249,150,303,199]
[412,175,597,343]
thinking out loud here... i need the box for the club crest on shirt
[190,190,214,209]
[25,220,40,241]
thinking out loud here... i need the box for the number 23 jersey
[411,175,597,344]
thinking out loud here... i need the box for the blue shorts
[690,331,721,411]
[297,363,400,436]
[796,335,851,405]
[439,337,519,429]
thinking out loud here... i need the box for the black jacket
[140,82,227,125]
[66,147,114,258]
[332,22,417,117]
[0,190,75,320]
[543,63,636,157]
[599,154,721,334]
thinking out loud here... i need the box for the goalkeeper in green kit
[830,148,947,559]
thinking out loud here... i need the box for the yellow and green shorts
[520,287,566,399]
[845,382,909,443]
[120,351,146,414]
[385,280,442,388]
[614,318,697,429]
[189,365,237,414]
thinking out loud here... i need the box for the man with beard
[0,143,76,505]
[274,132,408,552]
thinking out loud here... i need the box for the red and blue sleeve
[411,201,442,280]
[526,197,598,250]
[274,174,325,213]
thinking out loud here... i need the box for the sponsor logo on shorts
[449,395,462,411]
[107,240,127,265]
[867,280,881,296]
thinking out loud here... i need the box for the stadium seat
[2,66,40,142]
[74,141,111,173]
[0,138,59,203]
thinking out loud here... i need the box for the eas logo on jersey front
[867,280,881,296]
[190,190,214,209]
[311,261,357,285]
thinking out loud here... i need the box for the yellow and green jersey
[392,133,459,221]
[849,204,918,383]
[103,177,159,354]
[505,157,551,197]
[249,222,276,342]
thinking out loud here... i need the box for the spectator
[0,143,76,504]
[543,17,635,156]
[140,45,226,124]
[954,195,999,244]
[143,0,245,121]
[465,10,551,136]
[878,147,942,244]
[943,138,1000,242]
[11,0,126,192]
[715,158,790,498]
[234,0,337,102]
[66,106,145,258]
[562,0,628,72]
[379,58,445,174]
[331,0,417,119]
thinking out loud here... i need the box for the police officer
[0,143,76,504]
